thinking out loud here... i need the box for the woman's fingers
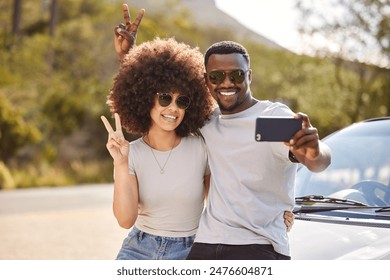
[114,113,122,131]
[101,116,114,134]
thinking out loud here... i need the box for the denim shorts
[116,227,195,260]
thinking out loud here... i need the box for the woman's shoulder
[180,135,207,157]
[181,135,206,150]
[182,134,204,144]
[129,137,145,150]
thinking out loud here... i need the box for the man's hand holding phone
[284,113,329,171]
[255,113,327,169]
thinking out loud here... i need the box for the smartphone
[255,117,302,142]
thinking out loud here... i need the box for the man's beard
[217,96,245,113]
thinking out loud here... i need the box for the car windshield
[295,119,390,207]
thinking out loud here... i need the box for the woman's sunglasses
[206,69,248,85]
[156,93,191,110]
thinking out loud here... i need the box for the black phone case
[255,117,302,142]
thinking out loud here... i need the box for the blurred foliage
[296,0,389,68]
[0,161,15,189]
[0,93,41,162]
[0,0,389,188]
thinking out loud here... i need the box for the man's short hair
[204,41,250,67]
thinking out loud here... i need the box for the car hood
[289,218,390,260]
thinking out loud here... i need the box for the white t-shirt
[196,101,297,256]
[129,135,209,237]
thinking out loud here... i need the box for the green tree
[0,93,41,163]
[12,0,22,36]
[296,0,390,123]
[296,0,389,67]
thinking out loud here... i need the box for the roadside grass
[1,160,113,189]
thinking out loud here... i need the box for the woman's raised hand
[101,113,129,165]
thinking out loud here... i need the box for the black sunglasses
[156,93,191,110]
[206,69,248,85]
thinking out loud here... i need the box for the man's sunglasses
[206,69,248,85]
[156,93,191,110]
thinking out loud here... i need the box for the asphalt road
[0,184,128,260]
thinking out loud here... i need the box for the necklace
[145,135,176,174]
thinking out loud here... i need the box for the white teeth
[163,115,177,120]
[220,91,236,96]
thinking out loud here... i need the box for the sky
[214,0,301,52]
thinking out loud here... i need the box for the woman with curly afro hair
[101,37,216,260]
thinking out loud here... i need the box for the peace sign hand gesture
[114,4,145,62]
[101,113,129,166]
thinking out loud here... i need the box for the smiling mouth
[162,114,178,121]
[219,91,236,96]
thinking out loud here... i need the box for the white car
[289,117,390,259]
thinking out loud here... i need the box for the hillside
[128,0,285,50]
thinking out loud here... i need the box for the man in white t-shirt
[184,41,331,260]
